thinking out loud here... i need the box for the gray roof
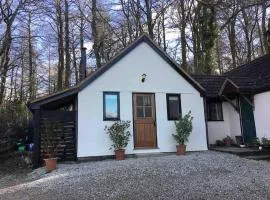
[193,54,270,98]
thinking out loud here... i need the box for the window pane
[145,106,152,118]
[105,94,118,118]
[144,96,152,106]
[207,102,223,121]
[209,103,217,120]
[136,107,144,118]
[167,95,180,120]
[136,96,143,106]
[217,103,223,120]
[169,96,178,101]
[169,101,179,119]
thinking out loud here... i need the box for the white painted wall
[207,101,241,144]
[254,91,270,139]
[77,42,207,157]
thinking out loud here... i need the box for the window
[135,94,154,118]
[207,102,223,121]
[103,92,120,120]
[166,94,181,120]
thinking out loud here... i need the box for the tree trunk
[20,50,25,102]
[145,0,153,39]
[91,0,102,68]
[0,25,12,105]
[9,67,15,101]
[72,39,78,84]
[79,14,85,81]
[179,0,187,70]
[28,13,35,100]
[161,10,166,52]
[56,0,64,91]
[242,9,251,62]
[257,19,265,55]
[64,0,70,88]
[228,17,237,69]
[262,2,269,54]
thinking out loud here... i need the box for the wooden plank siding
[39,110,77,162]
[33,109,41,169]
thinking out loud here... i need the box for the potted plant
[223,136,233,146]
[216,140,225,147]
[261,137,270,148]
[105,121,131,160]
[172,111,193,156]
[249,137,260,148]
[42,120,60,171]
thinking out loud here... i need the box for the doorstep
[135,152,175,158]
[210,146,270,160]
[244,155,270,161]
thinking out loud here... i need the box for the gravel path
[1,151,270,200]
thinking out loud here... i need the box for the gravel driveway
[1,151,270,200]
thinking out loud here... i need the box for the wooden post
[33,108,41,169]
[203,98,209,148]
[221,95,239,112]
[75,95,78,161]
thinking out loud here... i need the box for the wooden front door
[133,93,157,148]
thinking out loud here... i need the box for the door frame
[132,92,158,149]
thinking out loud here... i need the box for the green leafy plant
[251,137,260,146]
[172,111,193,145]
[42,120,60,158]
[0,100,28,138]
[105,121,131,150]
[261,137,270,146]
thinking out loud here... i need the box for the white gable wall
[77,42,207,157]
[207,101,241,144]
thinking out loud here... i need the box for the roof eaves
[28,86,79,110]
[218,78,239,96]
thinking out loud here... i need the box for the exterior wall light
[141,73,147,82]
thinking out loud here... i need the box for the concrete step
[210,147,270,157]
[244,155,270,161]
[135,152,174,158]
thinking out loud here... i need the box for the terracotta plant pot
[224,140,232,146]
[176,144,186,156]
[44,158,57,171]
[115,149,125,160]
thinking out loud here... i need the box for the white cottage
[29,35,208,168]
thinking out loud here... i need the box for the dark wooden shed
[28,87,79,168]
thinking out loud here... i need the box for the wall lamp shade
[141,73,147,82]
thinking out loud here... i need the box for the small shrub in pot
[261,137,270,148]
[216,140,225,146]
[172,111,193,156]
[105,121,131,160]
[250,137,260,147]
[223,136,233,146]
[42,120,60,171]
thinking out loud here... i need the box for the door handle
[153,120,156,126]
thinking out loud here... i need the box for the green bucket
[17,143,26,152]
